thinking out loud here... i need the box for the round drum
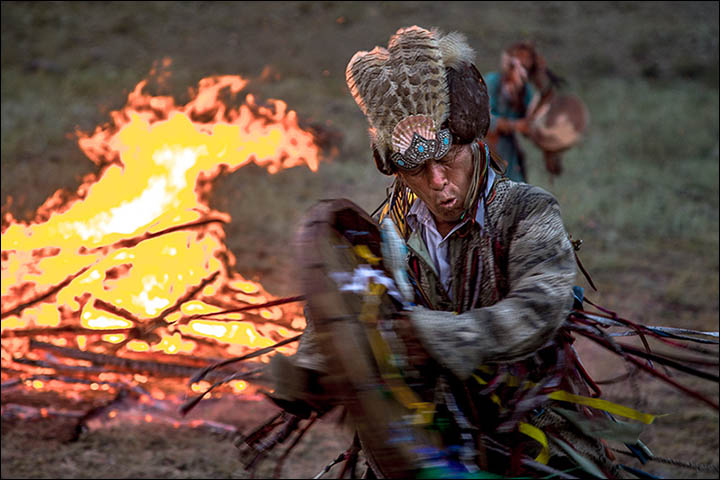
[529,92,589,153]
[294,198,446,478]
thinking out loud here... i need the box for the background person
[484,42,565,182]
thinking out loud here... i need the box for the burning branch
[179,367,266,416]
[180,334,301,416]
[156,271,221,322]
[107,271,221,354]
[93,298,144,324]
[1,265,92,319]
[189,333,301,384]
[184,295,305,321]
[11,356,108,375]
[82,216,229,254]
[2,326,134,338]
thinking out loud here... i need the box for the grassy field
[2,1,718,478]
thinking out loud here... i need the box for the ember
[1,65,322,427]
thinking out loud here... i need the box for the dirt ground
[2,1,718,478]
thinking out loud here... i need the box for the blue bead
[398,160,405,166]
[444,137,449,144]
[418,145,425,152]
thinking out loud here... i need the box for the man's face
[398,143,474,228]
[501,53,529,94]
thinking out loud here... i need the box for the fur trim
[438,31,476,69]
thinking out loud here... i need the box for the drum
[529,92,589,154]
[294,198,452,478]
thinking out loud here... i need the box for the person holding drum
[485,42,588,182]
[484,42,539,182]
[261,26,624,478]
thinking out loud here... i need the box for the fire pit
[1,69,324,435]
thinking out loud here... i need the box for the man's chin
[433,208,463,225]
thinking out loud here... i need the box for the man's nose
[426,162,448,190]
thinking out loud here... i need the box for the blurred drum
[527,92,589,176]
[295,199,471,478]
[529,92,589,153]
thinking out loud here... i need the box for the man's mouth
[439,197,457,209]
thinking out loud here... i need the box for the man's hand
[494,117,514,134]
[495,117,530,136]
[514,118,530,136]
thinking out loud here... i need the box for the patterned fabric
[405,176,576,379]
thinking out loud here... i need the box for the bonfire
[1,65,319,434]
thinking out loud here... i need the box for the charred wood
[2,326,135,338]
[28,339,265,381]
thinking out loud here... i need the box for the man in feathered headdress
[266,26,625,478]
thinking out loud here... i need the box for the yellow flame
[191,381,211,393]
[231,380,248,393]
[231,279,260,294]
[150,332,195,355]
[126,340,150,352]
[101,333,127,344]
[82,311,133,330]
[182,320,274,348]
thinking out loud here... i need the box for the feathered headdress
[346,26,490,175]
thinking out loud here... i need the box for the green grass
[534,78,719,244]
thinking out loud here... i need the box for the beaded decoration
[390,128,452,170]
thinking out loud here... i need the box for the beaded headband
[389,114,452,170]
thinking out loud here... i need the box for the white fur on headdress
[438,31,476,70]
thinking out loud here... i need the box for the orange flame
[1,64,317,396]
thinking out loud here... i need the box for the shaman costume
[231,26,718,479]
[270,26,620,478]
